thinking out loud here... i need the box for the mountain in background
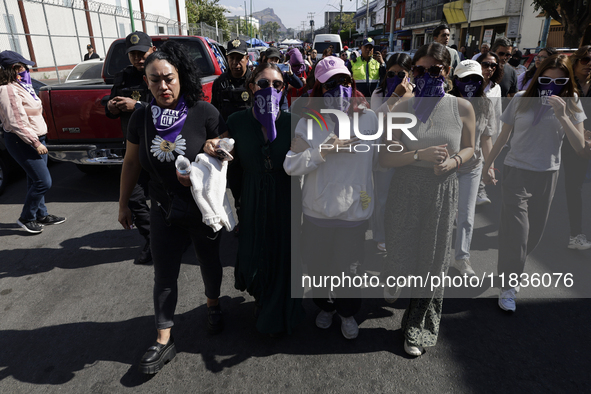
[252,8,287,31]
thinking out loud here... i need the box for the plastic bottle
[175,155,191,175]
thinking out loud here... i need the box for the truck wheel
[0,156,6,195]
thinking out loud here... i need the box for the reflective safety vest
[351,57,381,85]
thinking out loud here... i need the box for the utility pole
[127,0,135,31]
[301,21,307,41]
[389,0,396,51]
[249,0,252,47]
[308,12,315,42]
[339,0,343,35]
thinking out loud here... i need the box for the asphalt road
[0,157,590,393]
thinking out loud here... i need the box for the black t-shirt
[84,52,100,61]
[127,100,227,203]
[499,64,518,97]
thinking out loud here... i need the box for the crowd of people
[1,25,590,374]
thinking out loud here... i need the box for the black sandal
[138,336,176,374]
[207,304,224,334]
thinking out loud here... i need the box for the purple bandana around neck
[150,95,188,142]
[385,75,404,98]
[254,86,282,142]
[323,85,352,113]
[532,82,565,126]
[455,80,482,98]
[412,73,446,123]
[288,48,306,76]
[17,70,38,100]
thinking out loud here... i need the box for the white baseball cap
[454,60,483,79]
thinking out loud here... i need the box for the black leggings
[562,139,589,236]
[150,202,223,330]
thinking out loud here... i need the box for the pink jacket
[0,82,47,148]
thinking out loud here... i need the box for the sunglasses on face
[412,64,444,77]
[256,78,284,91]
[579,57,591,66]
[481,61,498,69]
[497,51,511,57]
[538,77,569,85]
[458,75,482,83]
[387,70,407,79]
[323,76,352,90]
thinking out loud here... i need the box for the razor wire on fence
[0,0,187,81]
[187,22,249,45]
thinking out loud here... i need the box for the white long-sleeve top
[0,82,46,148]
[284,109,379,222]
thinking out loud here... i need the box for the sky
[219,0,360,30]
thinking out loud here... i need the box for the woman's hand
[36,144,48,155]
[290,136,311,153]
[394,78,413,97]
[420,144,448,164]
[482,166,497,185]
[320,136,360,158]
[433,156,456,175]
[204,138,221,157]
[546,95,567,118]
[118,206,134,230]
[176,170,192,187]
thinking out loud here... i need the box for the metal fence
[0,0,187,82]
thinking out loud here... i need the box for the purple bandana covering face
[254,86,282,142]
[17,70,37,100]
[533,82,565,126]
[385,75,404,98]
[323,85,352,113]
[288,48,306,76]
[150,95,188,142]
[455,80,482,98]
[413,73,446,123]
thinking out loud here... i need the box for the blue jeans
[454,164,481,261]
[4,133,51,221]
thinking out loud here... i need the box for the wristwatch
[134,101,143,111]
[413,150,420,161]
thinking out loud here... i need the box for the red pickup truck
[40,35,227,173]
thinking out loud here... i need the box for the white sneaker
[315,310,336,329]
[377,242,387,252]
[383,284,402,303]
[476,190,491,205]
[339,315,359,339]
[453,259,476,277]
[498,288,517,312]
[404,340,423,356]
[568,234,591,250]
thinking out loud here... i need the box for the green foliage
[329,13,356,34]
[530,0,591,47]
[261,21,281,41]
[186,0,230,32]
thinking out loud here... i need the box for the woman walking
[0,50,66,233]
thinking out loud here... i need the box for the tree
[228,19,259,38]
[531,0,591,47]
[261,22,280,42]
[330,13,356,35]
[186,0,231,39]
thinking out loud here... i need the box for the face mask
[455,80,482,98]
[17,69,37,100]
[532,82,565,126]
[508,58,520,68]
[151,95,188,143]
[254,86,282,142]
[385,75,404,98]
[323,85,352,113]
[413,73,446,123]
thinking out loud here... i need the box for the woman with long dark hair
[205,63,306,336]
[119,41,226,374]
[483,54,586,311]
[285,57,378,340]
[0,50,66,233]
[517,47,557,91]
[448,60,496,276]
[379,43,475,356]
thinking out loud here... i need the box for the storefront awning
[443,0,467,24]
[393,29,412,37]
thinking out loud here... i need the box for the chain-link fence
[0,0,187,81]
[187,21,249,45]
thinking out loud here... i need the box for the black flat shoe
[134,241,152,265]
[138,337,176,374]
[207,304,224,334]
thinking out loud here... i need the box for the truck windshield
[105,38,214,79]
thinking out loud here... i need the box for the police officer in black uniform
[106,31,156,264]
[211,39,252,227]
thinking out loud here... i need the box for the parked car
[39,36,227,174]
[65,60,104,83]
[0,78,46,195]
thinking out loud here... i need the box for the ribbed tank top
[401,94,463,168]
